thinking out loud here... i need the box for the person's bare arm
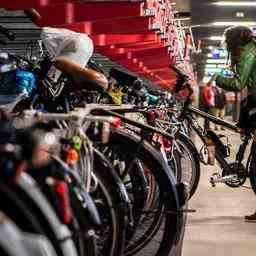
[54,57,109,90]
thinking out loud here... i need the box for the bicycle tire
[100,142,149,243]
[105,129,182,256]
[249,142,256,194]
[10,173,77,256]
[175,132,201,199]
[93,148,129,256]
[167,149,182,182]
[0,181,46,235]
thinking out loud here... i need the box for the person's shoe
[245,212,256,221]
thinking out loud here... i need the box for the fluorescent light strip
[206,59,226,63]
[205,64,218,68]
[213,21,256,26]
[209,36,225,41]
[205,64,226,68]
[205,68,222,72]
[213,1,256,6]
[174,17,191,21]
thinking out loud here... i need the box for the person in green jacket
[215,25,256,129]
[215,25,256,220]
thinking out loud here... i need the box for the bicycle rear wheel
[248,142,256,194]
[104,129,182,256]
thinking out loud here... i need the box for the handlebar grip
[0,26,15,41]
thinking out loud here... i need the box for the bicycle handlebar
[22,109,90,122]
[169,65,189,80]
[21,108,122,127]
[169,65,192,94]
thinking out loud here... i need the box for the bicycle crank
[210,173,238,187]
[222,162,247,188]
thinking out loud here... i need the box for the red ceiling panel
[91,33,157,46]
[60,17,151,35]
[1,0,179,88]
[3,2,143,25]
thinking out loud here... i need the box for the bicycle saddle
[54,57,108,91]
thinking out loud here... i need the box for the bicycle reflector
[55,180,73,224]
[65,148,79,166]
[109,117,121,129]
[205,138,215,165]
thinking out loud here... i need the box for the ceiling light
[236,12,245,18]
[209,36,225,41]
[204,68,222,73]
[206,59,227,63]
[205,64,226,68]
[205,64,218,68]
[213,1,256,6]
[213,21,256,26]
[174,17,191,21]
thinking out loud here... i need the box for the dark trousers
[237,98,255,129]
[203,106,212,130]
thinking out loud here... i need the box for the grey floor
[183,123,256,256]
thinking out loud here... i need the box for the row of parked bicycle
[2,12,256,256]
[0,21,193,256]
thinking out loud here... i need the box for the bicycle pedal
[210,174,237,186]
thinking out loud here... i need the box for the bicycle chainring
[222,162,247,188]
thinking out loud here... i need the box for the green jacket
[216,42,256,104]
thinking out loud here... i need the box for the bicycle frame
[179,104,253,175]
[188,106,238,132]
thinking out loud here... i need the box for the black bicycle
[166,65,256,194]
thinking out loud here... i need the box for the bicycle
[168,65,256,191]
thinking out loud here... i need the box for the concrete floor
[183,125,256,256]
